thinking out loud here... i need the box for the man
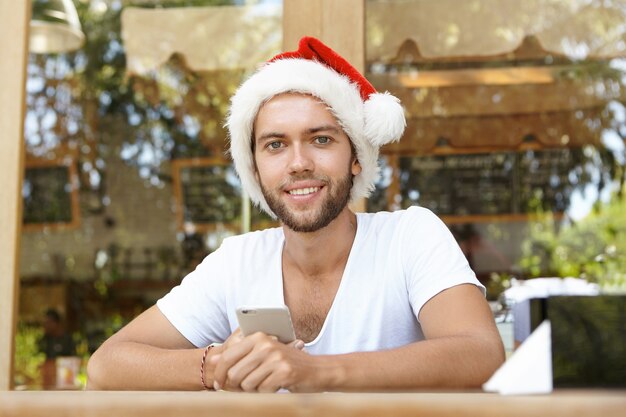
[40,309,76,360]
[40,309,76,389]
[87,37,504,392]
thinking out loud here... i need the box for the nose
[287,143,314,174]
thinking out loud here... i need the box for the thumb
[289,339,305,350]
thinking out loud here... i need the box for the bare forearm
[320,334,504,391]
[87,341,220,391]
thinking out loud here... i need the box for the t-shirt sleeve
[402,207,485,322]
[156,242,233,347]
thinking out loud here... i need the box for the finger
[216,333,281,390]
[256,368,290,393]
[208,354,226,391]
[207,355,229,391]
[212,339,255,389]
[220,346,269,391]
[240,353,290,393]
[289,339,305,350]
[253,348,299,393]
[223,328,244,350]
[238,363,275,392]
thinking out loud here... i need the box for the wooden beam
[283,0,322,50]
[0,0,29,390]
[320,0,364,72]
[283,0,364,71]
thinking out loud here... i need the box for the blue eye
[315,136,330,144]
[268,141,282,149]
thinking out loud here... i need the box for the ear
[351,157,362,176]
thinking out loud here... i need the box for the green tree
[519,187,626,290]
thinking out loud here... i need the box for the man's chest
[280,269,420,352]
[283,274,342,343]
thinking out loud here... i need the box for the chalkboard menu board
[22,164,76,226]
[398,149,577,216]
[177,163,242,224]
[172,159,275,231]
[517,149,574,213]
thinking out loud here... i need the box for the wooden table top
[1,390,625,417]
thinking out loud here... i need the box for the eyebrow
[256,132,287,142]
[307,125,341,135]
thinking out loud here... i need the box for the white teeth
[289,187,319,196]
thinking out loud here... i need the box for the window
[16,0,283,390]
[366,0,625,295]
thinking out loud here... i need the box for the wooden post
[283,0,367,212]
[283,0,364,65]
[0,0,30,390]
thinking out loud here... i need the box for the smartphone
[236,305,296,343]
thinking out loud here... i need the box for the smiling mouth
[288,187,320,196]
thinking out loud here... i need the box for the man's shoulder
[353,207,441,247]
[359,206,439,226]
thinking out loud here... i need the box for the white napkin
[483,320,553,395]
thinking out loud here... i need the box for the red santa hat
[227,36,406,216]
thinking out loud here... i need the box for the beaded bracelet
[200,344,215,390]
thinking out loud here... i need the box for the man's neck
[281,208,358,279]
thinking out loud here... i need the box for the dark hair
[45,308,62,323]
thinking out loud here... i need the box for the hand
[210,332,316,393]
[221,328,244,350]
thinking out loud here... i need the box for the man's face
[253,93,361,233]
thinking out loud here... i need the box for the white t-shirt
[157,207,483,355]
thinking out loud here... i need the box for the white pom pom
[363,92,406,147]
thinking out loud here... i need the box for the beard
[260,170,353,233]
